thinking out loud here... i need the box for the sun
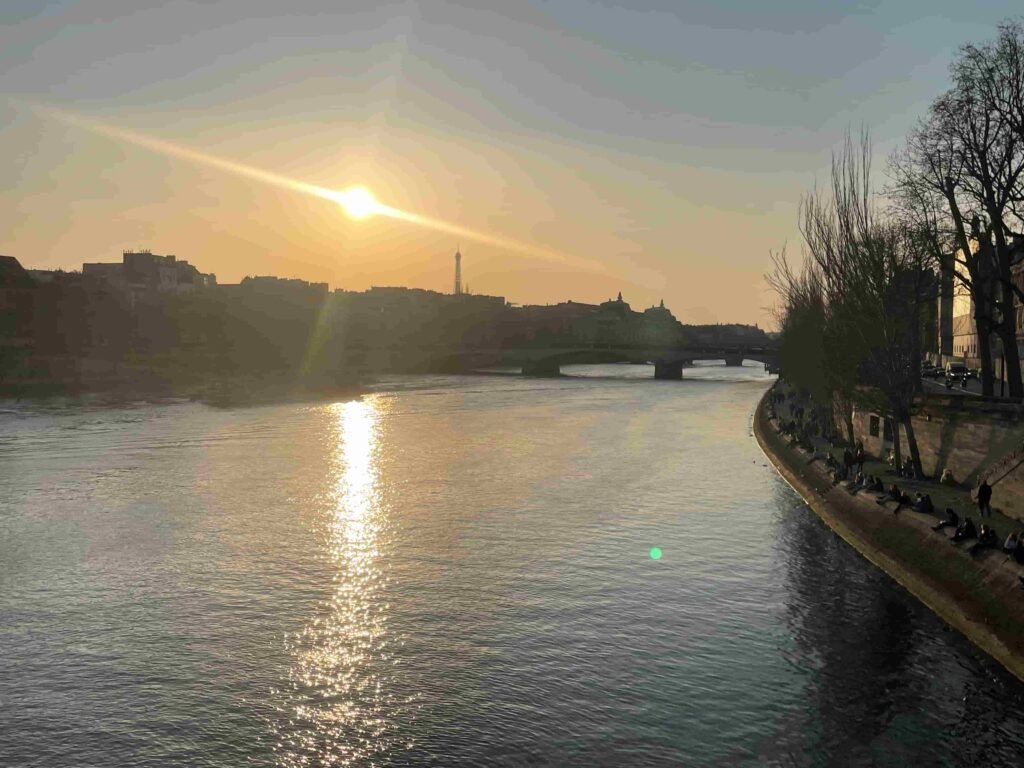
[336,186,379,219]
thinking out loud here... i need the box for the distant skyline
[2,1,1022,325]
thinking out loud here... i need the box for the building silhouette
[83,250,216,295]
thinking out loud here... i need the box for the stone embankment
[849,395,1024,521]
[755,386,1024,683]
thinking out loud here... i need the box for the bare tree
[938,31,1024,396]
[767,245,861,444]
[798,130,932,476]
[889,119,1001,394]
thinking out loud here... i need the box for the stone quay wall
[850,396,1024,521]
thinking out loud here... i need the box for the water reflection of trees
[763,485,928,765]
[762,483,1024,766]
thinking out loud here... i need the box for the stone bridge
[500,345,779,378]
[343,344,779,378]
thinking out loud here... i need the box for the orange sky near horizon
[3,2,1021,327]
[10,103,770,323]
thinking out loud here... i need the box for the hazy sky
[2,1,1021,325]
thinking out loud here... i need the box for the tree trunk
[989,217,1024,397]
[834,391,855,446]
[962,217,995,397]
[889,410,902,474]
[997,282,1023,398]
[997,321,1023,397]
[976,315,995,396]
[902,413,925,479]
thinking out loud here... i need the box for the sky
[1,1,1021,326]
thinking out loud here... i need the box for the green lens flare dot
[649,547,663,561]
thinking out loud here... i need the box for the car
[945,363,969,379]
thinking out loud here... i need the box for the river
[2,363,1023,767]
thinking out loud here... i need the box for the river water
[2,363,1023,767]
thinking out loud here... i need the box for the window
[869,415,880,437]
[883,419,894,442]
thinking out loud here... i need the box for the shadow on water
[760,482,1024,767]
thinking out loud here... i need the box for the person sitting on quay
[876,483,911,513]
[933,508,959,532]
[968,525,999,557]
[1003,531,1020,560]
[1012,541,1024,566]
[865,475,884,493]
[900,456,917,480]
[911,493,934,516]
[951,517,978,544]
[845,471,865,493]
[830,464,849,486]
[876,483,902,505]
[891,490,913,515]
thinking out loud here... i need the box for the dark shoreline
[0,377,369,410]
[753,385,1024,683]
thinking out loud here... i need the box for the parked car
[921,365,943,378]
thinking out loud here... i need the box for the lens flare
[336,187,380,220]
[649,547,663,560]
[35,105,612,275]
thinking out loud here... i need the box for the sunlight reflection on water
[274,397,407,766]
[4,369,1024,766]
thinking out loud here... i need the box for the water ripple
[2,367,1023,766]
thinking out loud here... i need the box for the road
[920,374,1020,398]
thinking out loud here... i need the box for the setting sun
[336,186,379,220]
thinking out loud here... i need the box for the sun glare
[40,107,611,275]
[336,187,379,220]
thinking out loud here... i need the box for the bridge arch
[515,346,778,378]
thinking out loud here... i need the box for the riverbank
[0,370,368,409]
[753,385,1024,683]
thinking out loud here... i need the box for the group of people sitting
[830,467,884,495]
[884,450,918,480]
[781,419,816,453]
[773,392,839,456]
[930,507,1024,562]
[824,445,871,487]
[873,484,934,515]
[771,386,1024,576]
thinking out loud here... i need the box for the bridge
[336,342,779,378]
[496,344,779,378]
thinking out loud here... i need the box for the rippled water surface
[2,364,1023,767]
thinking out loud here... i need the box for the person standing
[977,479,993,518]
